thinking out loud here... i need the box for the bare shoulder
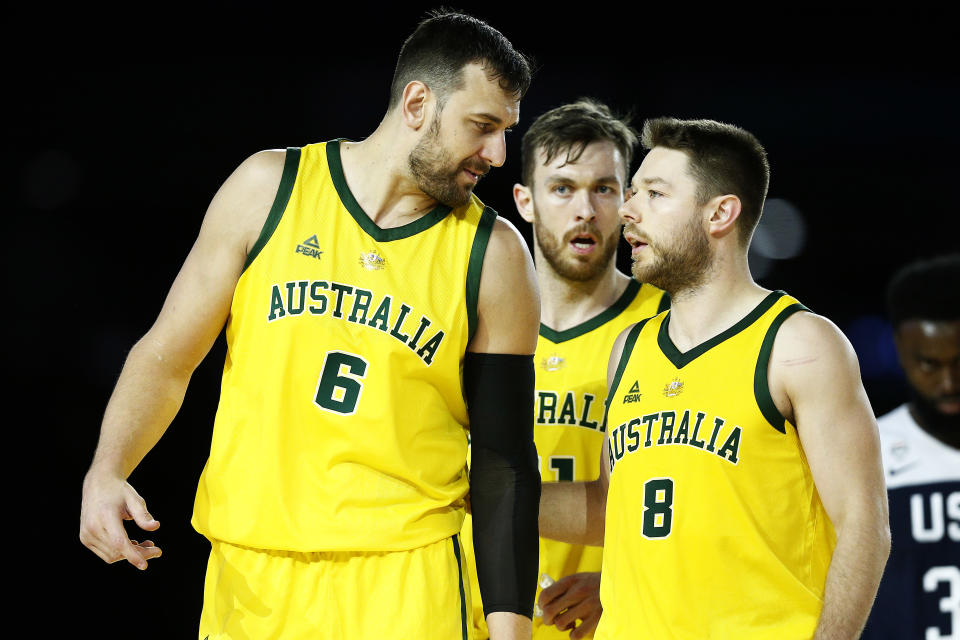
[485,215,531,262]
[479,216,537,298]
[607,322,639,387]
[471,216,539,354]
[612,322,638,352]
[773,310,858,367]
[769,310,863,424]
[201,149,289,252]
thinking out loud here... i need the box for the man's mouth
[623,230,649,255]
[935,395,960,415]
[462,163,489,184]
[563,226,600,255]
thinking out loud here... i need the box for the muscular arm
[468,217,540,640]
[771,313,891,640]
[79,150,286,569]
[538,324,631,547]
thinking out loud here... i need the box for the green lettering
[558,392,577,425]
[268,284,285,321]
[368,296,391,331]
[717,426,742,464]
[347,288,373,324]
[416,330,444,365]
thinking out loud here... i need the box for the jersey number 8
[642,477,675,539]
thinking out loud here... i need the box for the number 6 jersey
[598,291,837,640]
[192,141,495,552]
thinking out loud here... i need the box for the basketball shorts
[198,535,471,639]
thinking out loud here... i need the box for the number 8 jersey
[192,141,495,553]
[598,291,837,640]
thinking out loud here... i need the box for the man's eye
[649,190,663,199]
[553,185,569,195]
[597,185,612,194]
[475,121,491,131]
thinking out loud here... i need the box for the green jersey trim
[657,290,787,369]
[540,280,649,344]
[451,535,469,640]
[466,207,497,343]
[656,290,672,314]
[242,147,301,273]
[603,319,650,429]
[754,302,809,433]
[326,139,453,241]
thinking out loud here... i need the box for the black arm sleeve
[465,352,541,619]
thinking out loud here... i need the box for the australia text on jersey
[536,391,605,431]
[267,280,445,366]
[608,409,742,472]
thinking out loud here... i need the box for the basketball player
[861,255,959,640]
[539,118,891,639]
[461,100,668,640]
[79,11,542,639]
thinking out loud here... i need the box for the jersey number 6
[315,350,369,415]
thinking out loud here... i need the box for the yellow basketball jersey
[597,291,836,640]
[462,280,668,640]
[192,140,495,552]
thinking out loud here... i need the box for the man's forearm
[539,479,605,546]
[486,611,533,640]
[88,337,192,478]
[813,516,890,640]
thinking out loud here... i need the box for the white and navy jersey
[862,404,960,640]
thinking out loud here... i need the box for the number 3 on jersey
[642,477,675,539]
[315,350,368,415]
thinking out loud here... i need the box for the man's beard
[408,114,487,208]
[909,384,960,434]
[535,218,620,282]
[628,214,712,294]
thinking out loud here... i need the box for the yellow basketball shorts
[198,535,471,639]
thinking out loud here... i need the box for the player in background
[79,11,541,639]
[462,99,667,639]
[861,254,960,640]
[539,117,890,639]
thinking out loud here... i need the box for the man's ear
[514,183,535,224]
[706,194,742,239]
[400,81,431,131]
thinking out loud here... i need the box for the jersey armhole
[601,319,649,429]
[465,206,498,343]
[241,146,302,273]
[754,302,810,434]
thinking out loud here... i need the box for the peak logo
[622,381,642,403]
[296,235,323,260]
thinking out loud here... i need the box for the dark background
[23,7,956,635]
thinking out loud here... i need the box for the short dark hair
[641,118,770,245]
[520,98,638,188]
[388,9,532,111]
[887,254,960,329]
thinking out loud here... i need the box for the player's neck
[537,255,630,332]
[665,255,767,353]
[337,127,442,229]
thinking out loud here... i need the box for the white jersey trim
[877,404,960,489]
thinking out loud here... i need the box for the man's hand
[79,473,162,570]
[538,572,602,639]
